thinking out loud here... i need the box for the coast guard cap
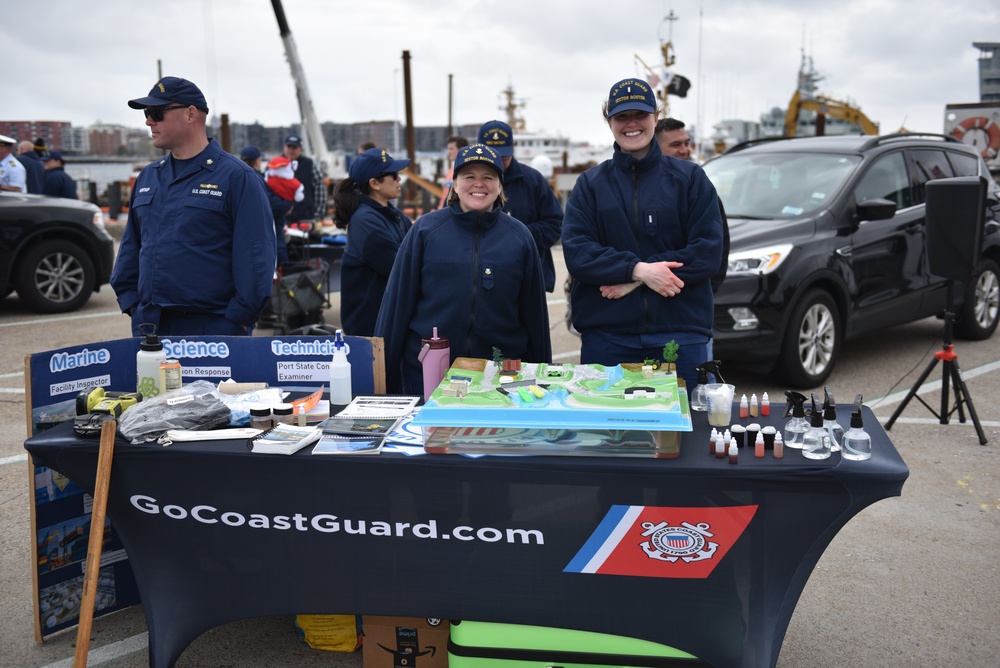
[0,134,15,146]
[478,120,514,157]
[349,147,411,184]
[284,135,303,147]
[128,76,209,112]
[43,150,65,162]
[239,145,261,161]
[452,144,504,183]
[606,78,656,117]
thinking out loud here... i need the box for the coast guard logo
[640,521,717,563]
[564,504,757,579]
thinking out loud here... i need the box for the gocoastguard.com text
[129,494,545,545]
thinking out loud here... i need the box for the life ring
[950,116,1000,159]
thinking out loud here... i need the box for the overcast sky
[3,0,997,148]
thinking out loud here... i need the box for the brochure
[311,433,385,455]
[248,423,321,455]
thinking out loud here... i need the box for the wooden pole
[73,418,117,668]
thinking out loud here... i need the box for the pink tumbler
[417,327,450,401]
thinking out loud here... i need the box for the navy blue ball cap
[239,145,261,160]
[284,135,303,147]
[478,120,514,157]
[453,144,504,183]
[349,147,411,184]
[43,149,65,162]
[606,78,656,117]
[128,76,209,111]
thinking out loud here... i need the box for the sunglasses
[143,105,189,122]
[377,172,400,181]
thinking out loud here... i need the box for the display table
[24,407,907,668]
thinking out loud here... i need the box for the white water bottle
[136,324,167,399]
[329,329,352,415]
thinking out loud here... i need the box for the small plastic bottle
[329,329,352,415]
[801,394,832,460]
[843,396,872,461]
[728,440,739,464]
[739,394,749,418]
[773,433,784,459]
[709,428,719,455]
[749,393,759,417]
[755,432,765,458]
[761,392,770,416]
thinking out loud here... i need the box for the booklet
[333,395,420,419]
[248,423,321,455]
[318,416,401,437]
[311,433,385,455]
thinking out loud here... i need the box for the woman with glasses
[333,147,412,337]
[375,144,552,395]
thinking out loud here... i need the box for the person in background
[264,155,304,266]
[33,137,47,158]
[17,141,45,194]
[357,141,376,155]
[334,147,412,337]
[437,134,468,209]
[239,145,263,174]
[655,117,729,294]
[111,76,276,336]
[283,135,327,228]
[561,78,723,390]
[375,144,551,394]
[0,135,27,192]
[41,151,77,199]
[478,120,563,292]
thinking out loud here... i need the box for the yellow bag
[294,614,362,652]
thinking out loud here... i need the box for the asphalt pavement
[0,245,998,667]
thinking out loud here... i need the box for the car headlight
[727,243,793,275]
[92,211,108,232]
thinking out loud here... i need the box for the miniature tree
[662,339,679,372]
[492,346,504,369]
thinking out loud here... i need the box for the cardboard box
[362,616,450,668]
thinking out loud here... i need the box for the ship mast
[500,84,528,133]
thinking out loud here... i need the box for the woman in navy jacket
[561,78,723,389]
[375,144,552,394]
[334,147,412,337]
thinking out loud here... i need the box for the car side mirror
[855,198,897,222]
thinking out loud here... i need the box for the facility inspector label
[276,361,328,383]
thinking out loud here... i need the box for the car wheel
[955,258,1000,340]
[13,240,96,313]
[774,289,841,388]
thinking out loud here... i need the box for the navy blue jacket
[341,195,411,337]
[375,202,552,394]
[561,141,722,339]
[43,166,77,199]
[19,152,46,194]
[111,139,277,335]
[501,159,563,292]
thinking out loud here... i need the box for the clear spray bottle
[802,393,832,460]
[783,391,809,449]
[842,394,872,461]
[689,360,723,411]
[822,386,844,452]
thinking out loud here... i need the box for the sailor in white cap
[0,134,28,193]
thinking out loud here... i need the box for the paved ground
[1,245,998,667]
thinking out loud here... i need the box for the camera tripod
[884,282,987,445]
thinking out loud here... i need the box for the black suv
[0,192,115,313]
[703,133,1000,387]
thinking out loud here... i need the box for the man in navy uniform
[42,150,78,199]
[478,120,563,292]
[0,135,27,193]
[111,76,276,336]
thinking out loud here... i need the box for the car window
[703,153,859,219]
[946,150,980,177]
[909,149,960,205]
[854,152,910,209]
